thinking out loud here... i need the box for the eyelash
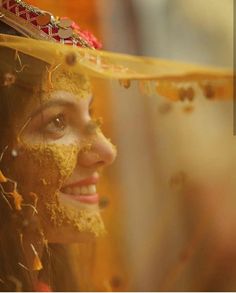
[41,113,67,138]
[38,106,94,139]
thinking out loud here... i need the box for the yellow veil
[0,33,233,102]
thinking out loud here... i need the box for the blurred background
[30,0,234,291]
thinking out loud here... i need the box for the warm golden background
[29,0,234,291]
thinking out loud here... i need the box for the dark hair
[0,20,23,37]
[0,20,27,146]
[0,45,42,291]
[0,45,46,149]
[0,45,82,291]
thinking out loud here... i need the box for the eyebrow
[29,95,94,119]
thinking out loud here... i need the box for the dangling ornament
[9,190,23,211]
[0,170,7,183]
[31,244,43,271]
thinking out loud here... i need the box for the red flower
[79,30,102,49]
[60,16,102,49]
[71,21,81,32]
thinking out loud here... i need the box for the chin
[41,191,106,243]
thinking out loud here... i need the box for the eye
[42,113,67,138]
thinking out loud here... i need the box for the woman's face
[6,74,116,243]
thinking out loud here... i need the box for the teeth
[63,184,97,196]
[81,186,88,195]
[88,185,96,194]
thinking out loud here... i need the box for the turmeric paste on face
[13,141,106,236]
[41,67,92,101]
[6,68,106,237]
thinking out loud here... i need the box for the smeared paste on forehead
[41,67,92,100]
[10,66,92,140]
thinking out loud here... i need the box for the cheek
[11,143,79,200]
[5,142,107,238]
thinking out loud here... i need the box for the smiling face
[2,68,116,243]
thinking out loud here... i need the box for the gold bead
[204,84,215,99]
[65,52,77,66]
[119,79,131,89]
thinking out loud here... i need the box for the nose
[77,131,117,168]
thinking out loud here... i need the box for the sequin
[58,27,73,39]
[36,13,51,26]
[59,18,73,28]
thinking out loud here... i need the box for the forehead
[40,68,92,100]
[25,66,92,105]
[12,68,92,127]
[30,90,94,117]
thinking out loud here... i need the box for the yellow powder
[17,142,106,237]
[40,67,92,101]
[23,143,79,189]
[45,198,106,237]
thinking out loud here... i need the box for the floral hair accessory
[0,0,101,48]
[61,16,102,49]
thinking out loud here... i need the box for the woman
[0,35,117,293]
[0,1,118,289]
[0,0,233,291]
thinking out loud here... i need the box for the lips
[60,176,99,204]
[62,184,97,195]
